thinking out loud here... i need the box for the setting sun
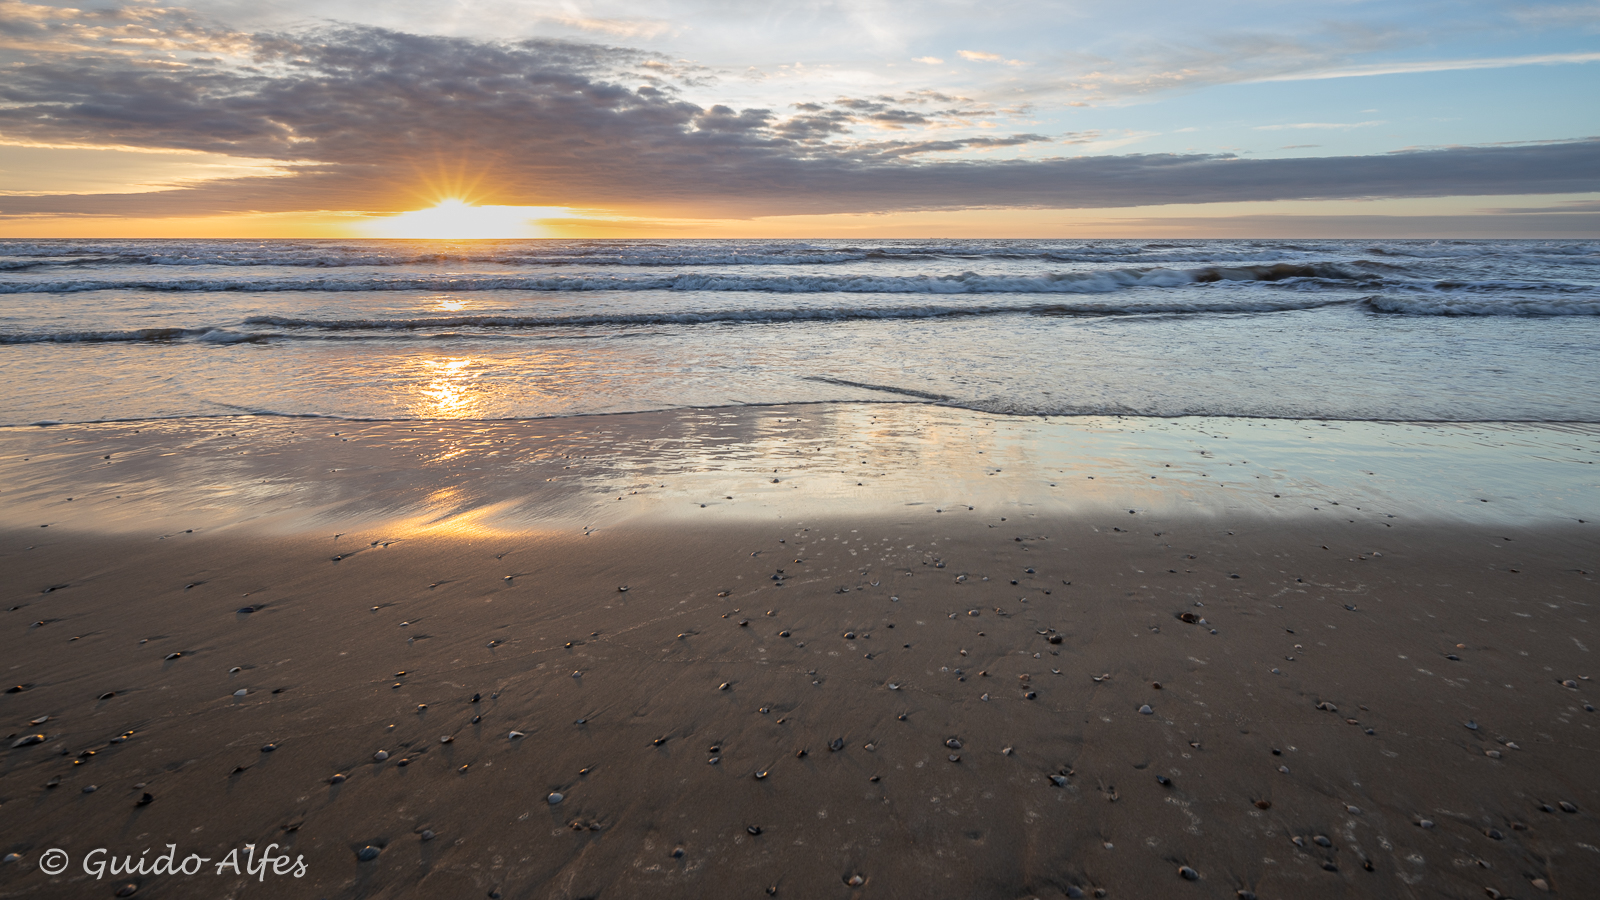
[363,199,574,239]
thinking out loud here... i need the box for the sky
[0,0,1597,237]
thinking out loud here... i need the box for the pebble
[441,735,453,743]
[509,731,525,739]
[846,875,865,887]
[233,689,247,698]
[548,792,563,805]
[945,738,962,750]
[356,845,381,861]
[82,784,97,793]
[374,750,389,761]
[329,774,347,784]
[747,825,762,835]
[164,652,182,661]
[1138,705,1153,715]
[1417,819,1435,829]
[1559,801,1578,813]
[1485,749,1502,759]
[98,692,115,701]
[1532,878,1550,891]
[136,792,154,807]
[1313,835,1332,847]
[2,853,19,864]
[10,734,45,748]
[829,738,845,752]
[754,770,768,780]
[1178,865,1199,881]
[421,830,436,841]
[114,885,138,898]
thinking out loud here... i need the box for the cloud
[957,50,1002,61]
[912,56,943,65]
[1,19,1596,219]
[1253,51,1600,82]
[1254,121,1384,131]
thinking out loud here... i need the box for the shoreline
[2,404,1597,898]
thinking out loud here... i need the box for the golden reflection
[411,357,485,419]
[438,298,467,312]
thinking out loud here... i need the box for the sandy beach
[2,404,1598,899]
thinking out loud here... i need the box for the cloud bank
[1,13,1596,219]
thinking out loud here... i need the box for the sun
[363,199,574,239]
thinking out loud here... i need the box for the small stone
[719,682,730,691]
[356,845,381,861]
[164,652,182,661]
[747,825,762,835]
[2,853,20,864]
[1532,878,1550,892]
[1485,749,1502,759]
[233,689,247,698]
[82,784,97,793]
[509,730,525,739]
[421,830,436,841]
[1156,775,1171,786]
[829,738,845,751]
[1138,704,1153,715]
[99,692,115,701]
[1559,800,1578,813]
[1321,862,1338,872]
[1347,805,1362,814]
[114,885,138,898]
[330,774,346,784]
[1465,720,1479,730]
[754,770,768,779]
[374,750,389,761]
[441,735,453,743]
[845,874,865,887]
[1178,865,1199,881]
[135,792,153,807]
[1255,800,1272,809]
[1313,835,1332,847]
[945,737,962,750]
[548,792,563,805]
[1418,819,1435,829]
[10,734,45,748]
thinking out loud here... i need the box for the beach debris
[509,731,525,740]
[10,734,45,748]
[548,792,564,805]
[356,846,381,862]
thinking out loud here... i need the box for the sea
[2,238,1598,426]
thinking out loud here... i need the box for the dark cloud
[1,20,1596,219]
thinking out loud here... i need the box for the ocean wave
[1363,295,1600,316]
[0,327,265,344]
[0,262,1383,295]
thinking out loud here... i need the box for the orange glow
[362,199,575,239]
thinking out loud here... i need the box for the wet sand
[1,405,1598,900]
